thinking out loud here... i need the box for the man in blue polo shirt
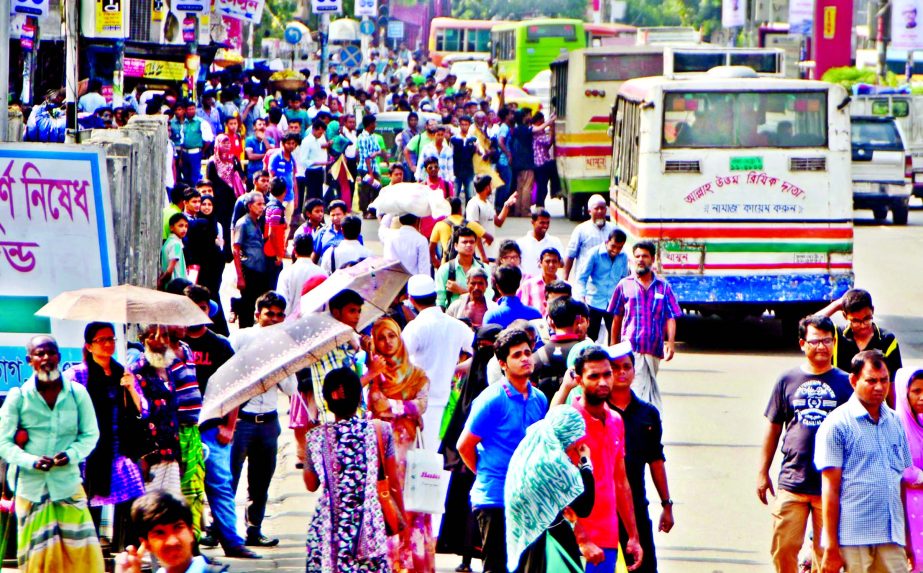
[483,265,541,329]
[457,328,547,573]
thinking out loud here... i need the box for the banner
[0,144,116,392]
[722,0,746,28]
[893,0,923,49]
[788,0,814,35]
[215,0,266,23]
[313,0,342,14]
[95,0,124,36]
[123,58,186,81]
[355,0,377,18]
[11,0,49,17]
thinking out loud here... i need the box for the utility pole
[877,0,890,83]
[21,16,38,106]
[320,13,330,89]
[0,0,10,142]
[65,0,80,141]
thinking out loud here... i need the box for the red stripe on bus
[555,146,611,157]
[589,116,609,123]
[614,216,853,240]
[662,263,854,271]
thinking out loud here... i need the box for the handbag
[373,421,406,535]
[402,429,450,515]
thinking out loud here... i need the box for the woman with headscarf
[506,405,594,573]
[437,324,502,572]
[367,318,433,573]
[185,194,229,335]
[304,367,401,573]
[63,322,147,553]
[895,364,923,571]
[327,119,356,208]
[206,134,247,262]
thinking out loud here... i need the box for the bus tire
[566,194,587,221]
[872,205,889,223]
[892,199,909,225]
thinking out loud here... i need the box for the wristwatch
[661,499,674,508]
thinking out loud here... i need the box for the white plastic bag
[403,430,451,514]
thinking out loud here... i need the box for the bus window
[527,24,577,43]
[436,29,446,51]
[871,99,890,116]
[475,29,491,52]
[662,91,827,148]
[443,28,461,52]
[585,53,663,82]
[673,52,724,72]
[892,99,910,117]
[728,53,781,73]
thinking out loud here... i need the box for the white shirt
[228,325,297,414]
[466,195,497,259]
[78,92,107,114]
[307,105,330,122]
[294,134,327,177]
[401,306,473,407]
[381,225,431,277]
[321,239,372,274]
[277,258,327,316]
[416,141,454,181]
[517,232,565,277]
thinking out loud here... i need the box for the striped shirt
[608,273,681,358]
[310,343,366,424]
[814,395,912,546]
[169,342,202,426]
[356,130,381,174]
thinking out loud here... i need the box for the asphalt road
[206,198,923,573]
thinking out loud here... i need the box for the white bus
[551,46,785,220]
[609,67,854,322]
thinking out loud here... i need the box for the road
[205,199,923,573]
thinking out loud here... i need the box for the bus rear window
[585,54,663,82]
[527,24,577,42]
[662,91,827,148]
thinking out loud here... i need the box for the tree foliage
[452,0,586,20]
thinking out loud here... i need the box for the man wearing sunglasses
[227,291,297,549]
[817,288,903,405]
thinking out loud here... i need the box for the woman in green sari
[505,405,595,573]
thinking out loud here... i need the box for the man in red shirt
[553,343,644,572]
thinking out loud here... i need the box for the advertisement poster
[0,144,116,393]
[722,0,746,28]
[215,0,266,23]
[95,0,124,36]
[123,58,186,81]
[355,0,377,18]
[893,0,923,49]
[788,0,815,35]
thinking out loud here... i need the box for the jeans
[230,416,281,534]
[179,149,202,185]
[475,507,507,573]
[306,168,326,202]
[534,160,560,207]
[455,173,474,204]
[770,488,822,573]
[200,425,245,549]
[585,548,620,573]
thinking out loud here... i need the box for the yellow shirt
[429,214,486,250]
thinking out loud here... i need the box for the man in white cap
[401,274,474,451]
[564,194,618,305]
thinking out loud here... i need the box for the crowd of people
[4,49,923,573]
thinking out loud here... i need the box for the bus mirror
[607,126,613,137]
[837,96,851,111]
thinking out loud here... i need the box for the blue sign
[285,25,304,45]
[339,45,363,68]
[359,19,375,36]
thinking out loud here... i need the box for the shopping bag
[403,430,450,514]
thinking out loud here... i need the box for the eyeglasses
[91,336,117,344]
[262,311,285,318]
[847,316,873,326]
[805,337,834,347]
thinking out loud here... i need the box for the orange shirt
[573,395,626,549]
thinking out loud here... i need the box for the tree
[453,0,585,20]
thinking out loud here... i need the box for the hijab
[895,364,923,470]
[212,134,246,197]
[370,318,429,401]
[505,405,586,572]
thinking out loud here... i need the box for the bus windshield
[585,53,663,82]
[527,24,577,42]
[662,90,827,148]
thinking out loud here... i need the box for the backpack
[533,342,570,404]
[442,217,469,263]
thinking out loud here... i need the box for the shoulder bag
[373,420,406,535]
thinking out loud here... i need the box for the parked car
[850,115,912,225]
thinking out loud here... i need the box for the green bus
[491,19,587,86]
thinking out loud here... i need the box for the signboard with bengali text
[214,0,265,23]
[0,145,116,393]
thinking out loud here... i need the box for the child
[264,177,288,284]
[160,213,188,288]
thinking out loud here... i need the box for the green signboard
[730,156,764,171]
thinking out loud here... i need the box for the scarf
[505,405,587,572]
[370,318,429,402]
[212,134,246,197]
[896,364,923,473]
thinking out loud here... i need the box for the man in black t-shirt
[182,285,258,559]
[531,297,589,404]
[757,315,852,573]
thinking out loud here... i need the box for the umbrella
[299,257,411,332]
[199,313,357,422]
[370,182,451,218]
[35,284,211,327]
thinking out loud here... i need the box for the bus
[609,67,854,322]
[428,18,500,66]
[585,23,637,47]
[551,46,785,219]
[491,19,586,86]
